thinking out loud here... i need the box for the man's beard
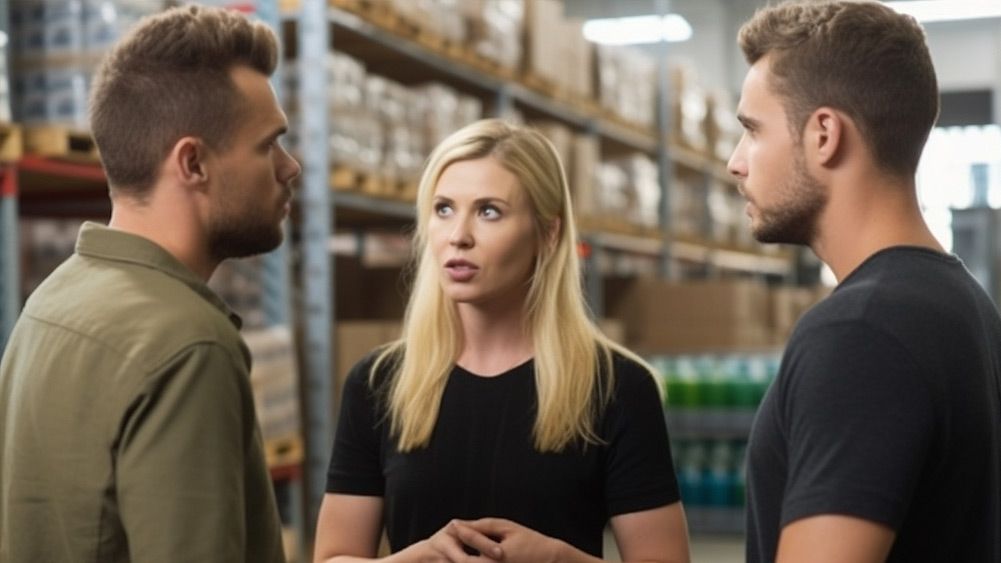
[208,209,284,261]
[751,152,827,245]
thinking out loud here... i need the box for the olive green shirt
[0,223,284,563]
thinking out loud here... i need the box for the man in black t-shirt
[727,2,1001,562]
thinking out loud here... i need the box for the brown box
[533,121,574,172]
[334,256,408,320]
[605,278,774,353]
[571,134,599,216]
[524,0,562,84]
[333,320,402,411]
[771,286,819,342]
[565,18,593,99]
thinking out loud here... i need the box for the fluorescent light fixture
[583,14,693,45]
[885,1,1001,23]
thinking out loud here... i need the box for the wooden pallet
[461,50,516,81]
[0,124,23,162]
[396,178,419,202]
[601,109,658,138]
[264,434,304,469]
[329,164,384,194]
[24,125,100,163]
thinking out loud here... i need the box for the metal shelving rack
[0,0,14,350]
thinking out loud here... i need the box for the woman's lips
[445,259,478,282]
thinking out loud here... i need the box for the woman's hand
[392,519,504,563]
[455,518,565,563]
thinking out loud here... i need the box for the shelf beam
[298,0,333,538]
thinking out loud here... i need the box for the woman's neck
[456,301,533,377]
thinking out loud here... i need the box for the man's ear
[169,136,210,190]
[804,106,844,168]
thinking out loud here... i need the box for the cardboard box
[605,278,774,353]
[571,134,599,216]
[597,318,626,345]
[334,256,408,320]
[533,121,574,173]
[524,0,562,84]
[333,320,402,411]
[771,286,819,342]
[245,326,301,442]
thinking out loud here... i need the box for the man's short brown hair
[738,0,939,177]
[89,5,278,195]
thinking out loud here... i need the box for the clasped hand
[407,517,562,563]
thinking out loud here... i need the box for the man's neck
[811,176,944,282]
[108,196,217,281]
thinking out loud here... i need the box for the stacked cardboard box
[595,44,657,129]
[596,154,661,229]
[283,52,482,188]
[333,320,402,412]
[606,278,775,354]
[468,0,524,70]
[209,257,266,329]
[18,218,86,299]
[607,278,833,354]
[705,88,741,164]
[671,63,708,154]
[771,286,820,343]
[571,134,600,216]
[10,0,161,128]
[524,0,592,99]
[244,325,301,445]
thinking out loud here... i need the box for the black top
[747,247,1001,563]
[327,353,680,557]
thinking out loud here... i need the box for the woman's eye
[481,205,500,219]
[434,203,453,217]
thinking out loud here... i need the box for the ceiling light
[583,14,693,45]
[885,1,1001,23]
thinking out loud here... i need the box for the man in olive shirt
[0,5,300,562]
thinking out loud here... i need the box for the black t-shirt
[747,247,1001,562]
[326,352,680,556]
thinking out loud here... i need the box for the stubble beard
[751,153,827,246]
[208,202,285,262]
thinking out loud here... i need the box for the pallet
[329,164,384,194]
[0,124,23,162]
[601,109,658,139]
[264,434,304,469]
[24,125,100,163]
[396,177,419,202]
[461,50,516,81]
[522,72,598,116]
[579,214,661,238]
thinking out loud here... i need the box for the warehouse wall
[625,1,1001,125]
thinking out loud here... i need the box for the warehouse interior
[1,1,1000,561]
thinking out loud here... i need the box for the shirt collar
[74,222,243,329]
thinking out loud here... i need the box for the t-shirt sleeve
[326,356,385,496]
[779,322,936,529]
[603,358,681,516]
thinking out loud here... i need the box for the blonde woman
[314,119,690,563]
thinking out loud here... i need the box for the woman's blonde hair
[373,119,658,452]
